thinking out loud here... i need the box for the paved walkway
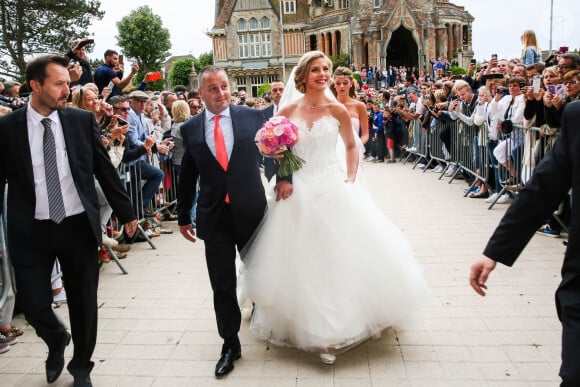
[0,161,565,386]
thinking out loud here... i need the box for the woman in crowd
[241,51,427,365]
[521,30,542,66]
[71,85,129,261]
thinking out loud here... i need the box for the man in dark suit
[177,66,292,378]
[0,55,137,386]
[261,80,285,181]
[470,101,580,386]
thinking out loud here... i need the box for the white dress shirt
[205,107,234,159]
[27,104,84,220]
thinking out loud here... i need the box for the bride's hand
[274,180,293,201]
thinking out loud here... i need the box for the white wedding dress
[240,116,428,352]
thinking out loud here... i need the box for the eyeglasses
[114,107,130,112]
[564,80,580,86]
[190,105,201,109]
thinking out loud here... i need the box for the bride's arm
[334,106,358,182]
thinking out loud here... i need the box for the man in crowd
[66,38,94,86]
[124,90,172,218]
[93,50,139,98]
[261,80,284,180]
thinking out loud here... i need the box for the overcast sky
[89,0,578,66]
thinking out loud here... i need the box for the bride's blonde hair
[294,50,333,94]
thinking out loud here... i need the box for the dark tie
[42,118,66,223]
[213,115,230,203]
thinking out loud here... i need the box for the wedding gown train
[240,116,427,352]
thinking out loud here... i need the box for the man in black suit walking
[0,55,137,386]
[261,80,285,181]
[470,101,580,386]
[177,66,291,378]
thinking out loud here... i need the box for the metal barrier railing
[0,186,14,310]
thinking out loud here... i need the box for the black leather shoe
[214,348,241,377]
[72,373,93,387]
[45,331,71,383]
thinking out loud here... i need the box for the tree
[169,57,194,88]
[0,0,104,81]
[193,52,214,73]
[329,53,350,71]
[116,6,171,87]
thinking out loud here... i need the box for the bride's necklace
[304,100,319,109]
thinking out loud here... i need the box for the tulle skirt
[240,164,428,351]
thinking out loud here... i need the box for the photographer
[66,38,94,86]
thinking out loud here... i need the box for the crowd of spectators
[0,33,578,353]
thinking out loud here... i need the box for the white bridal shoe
[319,348,336,365]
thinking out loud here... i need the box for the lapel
[13,107,35,190]
[57,109,78,181]
[229,105,244,164]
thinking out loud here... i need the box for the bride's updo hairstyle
[333,66,357,98]
[294,50,333,93]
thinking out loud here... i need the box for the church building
[209,0,474,96]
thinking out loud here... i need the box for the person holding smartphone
[93,49,139,99]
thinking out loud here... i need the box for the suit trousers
[11,213,99,373]
[203,205,241,350]
[556,279,580,386]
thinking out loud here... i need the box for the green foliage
[451,66,467,75]
[116,6,171,87]
[0,0,104,80]
[193,52,214,73]
[329,53,350,71]
[257,84,270,98]
[352,72,362,86]
[169,57,194,88]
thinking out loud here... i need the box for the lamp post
[549,0,553,52]
[279,0,286,81]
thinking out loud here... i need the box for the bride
[241,51,428,365]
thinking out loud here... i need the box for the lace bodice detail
[292,116,340,176]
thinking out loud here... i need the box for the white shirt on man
[204,106,234,159]
[27,103,84,220]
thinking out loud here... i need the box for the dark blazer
[484,100,580,299]
[176,104,267,245]
[0,106,136,258]
[260,104,280,181]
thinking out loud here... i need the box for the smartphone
[119,54,124,64]
[470,59,477,65]
[107,81,115,89]
[116,116,128,126]
[532,75,542,93]
[153,103,158,111]
[491,54,498,60]
[547,84,557,94]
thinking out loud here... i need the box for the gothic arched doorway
[385,26,418,67]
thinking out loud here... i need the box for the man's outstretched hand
[469,255,497,296]
[180,224,197,243]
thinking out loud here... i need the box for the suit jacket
[483,101,580,301]
[176,104,268,245]
[0,106,136,259]
[261,104,280,181]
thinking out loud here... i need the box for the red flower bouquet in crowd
[255,116,304,176]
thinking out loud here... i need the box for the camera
[496,87,509,95]
[519,82,526,89]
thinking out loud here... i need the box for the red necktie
[214,115,230,203]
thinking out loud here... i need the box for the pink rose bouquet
[255,116,304,176]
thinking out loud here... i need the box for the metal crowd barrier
[398,117,568,212]
[0,187,14,310]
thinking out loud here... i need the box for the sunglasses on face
[114,107,130,112]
